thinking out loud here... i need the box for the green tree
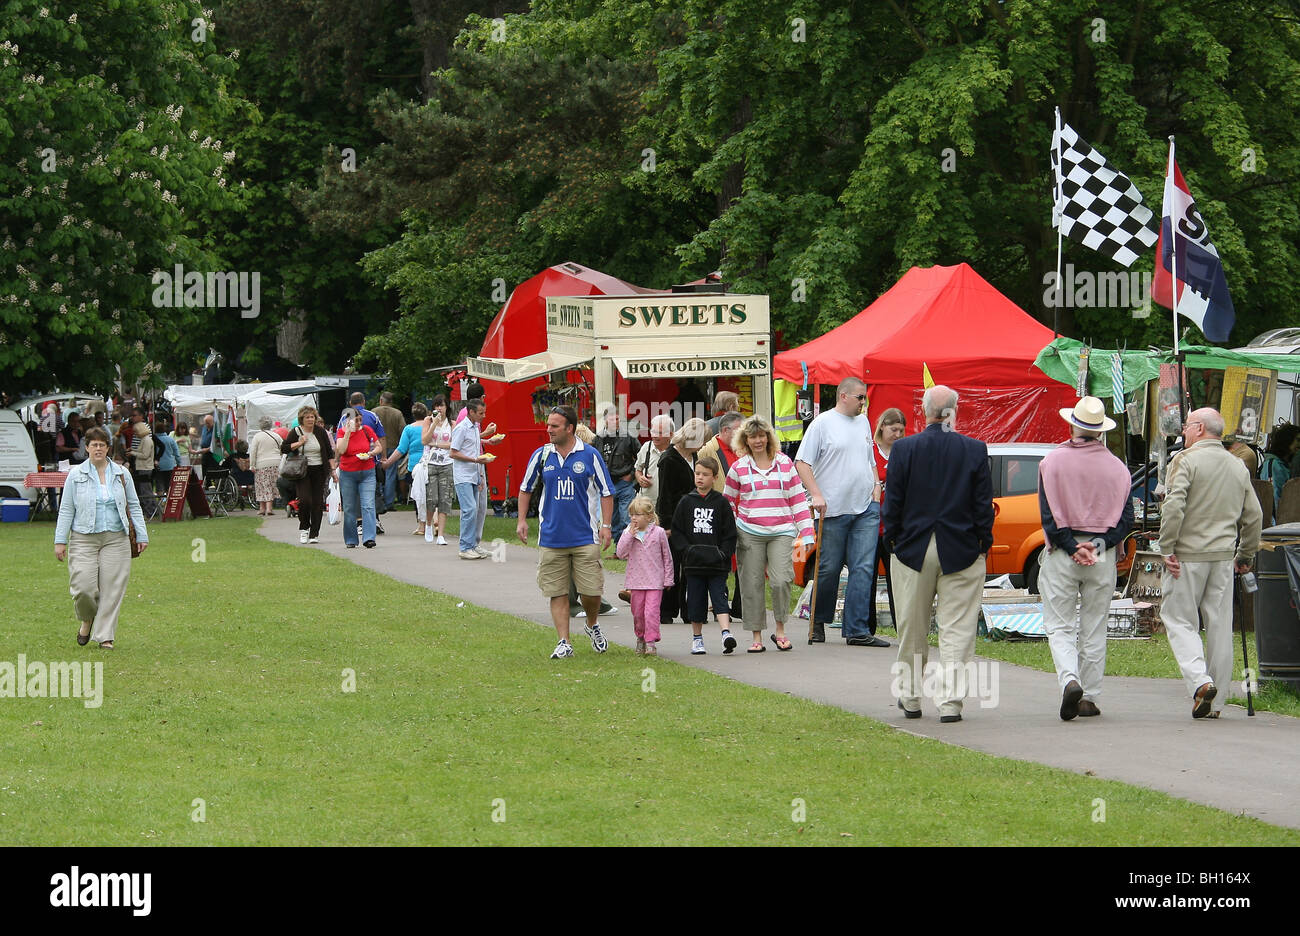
[0,0,247,397]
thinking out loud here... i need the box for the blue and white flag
[1152,144,1235,342]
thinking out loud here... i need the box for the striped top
[723,453,815,542]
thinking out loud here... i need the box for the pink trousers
[629,589,662,643]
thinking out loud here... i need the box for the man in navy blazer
[882,386,994,723]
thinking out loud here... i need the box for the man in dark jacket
[882,386,994,723]
[597,405,641,546]
[671,456,738,656]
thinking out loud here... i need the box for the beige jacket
[696,435,737,493]
[1160,439,1262,563]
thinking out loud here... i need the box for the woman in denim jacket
[53,427,149,649]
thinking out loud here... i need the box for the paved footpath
[261,517,1300,829]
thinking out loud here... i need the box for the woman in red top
[867,408,906,635]
[336,408,383,548]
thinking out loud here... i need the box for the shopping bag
[795,581,814,620]
[326,477,341,525]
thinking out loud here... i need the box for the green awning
[1034,338,1300,401]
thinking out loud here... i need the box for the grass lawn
[6,518,1296,845]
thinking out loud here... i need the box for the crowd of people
[46,382,1268,723]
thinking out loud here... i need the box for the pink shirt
[723,453,815,542]
[615,523,675,589]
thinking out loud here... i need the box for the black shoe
[846,635,891,647]
[939,713,962,723]
[1077,700,1101,717]
[1060,679,1083,721]
[897,699,921,719]
[363,540,376,548]
[808,624,826,644]
[375,520,385,535]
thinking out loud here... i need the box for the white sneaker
[691,635,707,655]
[436,535,448,545]
[550,639,574,659]
[474,545,494,559]
[308,537,319,544]
[299,531,309,544]
[459,550,484,560]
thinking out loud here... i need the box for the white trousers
[1039,545,1116,700]
[1161,560,1233,712]
[892,535,984,715]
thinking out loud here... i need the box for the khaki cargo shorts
[537,543,604,598]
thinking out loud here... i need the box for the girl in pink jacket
[617,496,675,655]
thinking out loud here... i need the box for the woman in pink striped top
[723,416,815,651]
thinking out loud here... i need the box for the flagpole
[1053,107,1064,339]
[1168,136,1180,358]
[1167,135,1188,422]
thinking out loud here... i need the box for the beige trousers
[892,535,984,715]
[1039,545,1116,700]
[735,528,795,631]
[67,530,133,643]
[1161,560,1233,712]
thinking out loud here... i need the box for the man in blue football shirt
[517,405,615,659]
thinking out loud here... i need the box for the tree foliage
[0,0,246,396]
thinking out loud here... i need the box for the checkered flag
[1052,117,1157,268]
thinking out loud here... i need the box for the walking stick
[807,508,825,645]
[1237,572,1256,716]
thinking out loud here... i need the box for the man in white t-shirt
[450,399,492,558]
[795,377,888,647]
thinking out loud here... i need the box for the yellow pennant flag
[922,363,935,388]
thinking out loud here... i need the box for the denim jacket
[54,459,150,545]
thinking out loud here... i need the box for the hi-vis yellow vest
[773,379,803,441]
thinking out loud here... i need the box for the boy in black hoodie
[671,455,738,655]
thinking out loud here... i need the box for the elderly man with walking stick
[1159,407,1262,719]
[883,386,994,723]
[795,377,889,647]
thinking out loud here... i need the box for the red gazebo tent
[773,263,1075,442]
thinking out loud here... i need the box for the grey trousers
[1161,560,1233,712]
[1039,545,1116,701]
[67,530,133,643]
[735,528,794,631]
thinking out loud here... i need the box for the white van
[0,409,39,502]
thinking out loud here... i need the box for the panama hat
[1060,396,1116,433]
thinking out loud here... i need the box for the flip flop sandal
[747,643,766,653]
[770,633,793,651]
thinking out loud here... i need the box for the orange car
[986,444,1135,593]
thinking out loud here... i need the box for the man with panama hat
[1037,397,1133,720]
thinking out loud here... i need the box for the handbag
[117,473,143,559]
[280,429,309,480]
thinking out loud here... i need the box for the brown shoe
[618,590,631,603]
[1077,700,1100,717]
[1193,682,1217,718]
[1060,679,1083,720]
